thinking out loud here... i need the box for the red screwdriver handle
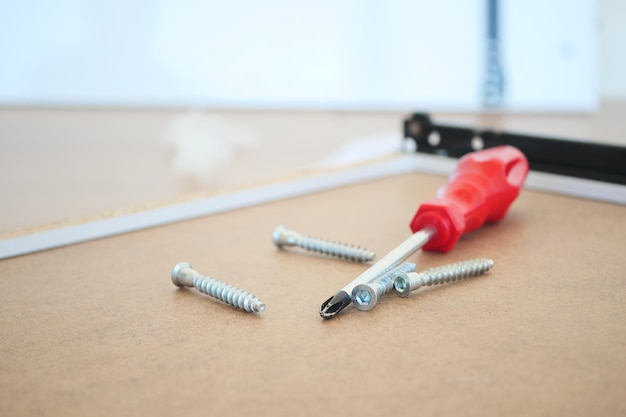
[410,145,529,252]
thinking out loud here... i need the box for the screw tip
[171,262,191,287]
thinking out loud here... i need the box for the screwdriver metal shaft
[319,228,434,318]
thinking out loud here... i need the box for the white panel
[502,0,597,110]
[0,0,597,111]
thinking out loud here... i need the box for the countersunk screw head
[352,284,377,311]
[171,261,191,287]
[273,225,298,248]
[393,271,412,297]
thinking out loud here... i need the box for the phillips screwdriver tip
[319,291,351,319]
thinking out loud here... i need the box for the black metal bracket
[403,113,626,185]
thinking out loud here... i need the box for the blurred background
[1,0,625,234]
[0,0,606,110]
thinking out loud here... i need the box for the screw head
[273,225,300,248]
[352,284,377,311]
[171,262,191,287]
[272,225,295,248]
[272,225,286,247]
[393,271,411,297]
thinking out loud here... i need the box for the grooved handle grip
[410,146,529,252]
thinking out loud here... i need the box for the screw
[351,262,416,311]
[393,258,494,298]
[273,225,375,263]
[171,262,266,313]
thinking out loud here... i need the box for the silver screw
[393,258,494,298]
[171,262,266,313]
[351,262,416,311]
[273,225,376,263]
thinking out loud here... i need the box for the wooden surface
[0,108,405,233]
[1,168,625,416]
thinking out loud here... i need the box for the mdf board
[1,170,624,417]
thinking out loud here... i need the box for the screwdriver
[319,145,529,319]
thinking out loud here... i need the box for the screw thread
[394,258,494,297]
[192,275,265,313]
[296,236,375,263]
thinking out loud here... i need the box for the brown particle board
[1,171,625,417]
